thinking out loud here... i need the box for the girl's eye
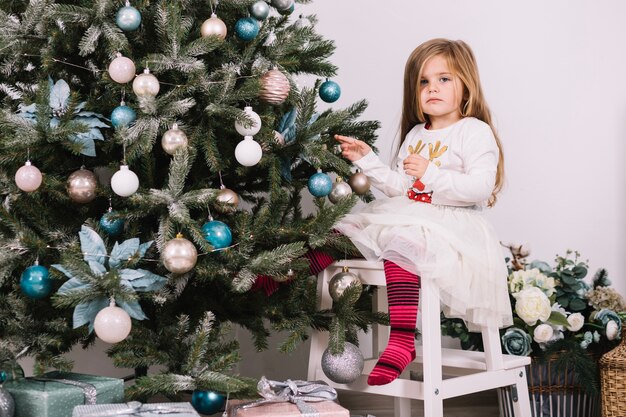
[419,79,428,85]
[440,77,450,82]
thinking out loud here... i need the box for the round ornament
[277,3,294,15]
[191,390,226,415]
[216,186,239,213]
[271,0,294,11]
[234,106,261,136]
[110,165,139,197]
[201,219,232,249]
[321,342,364,384]
[110,103,137,129]
[348,171,370,195]
[67,168,98,203]
[161,123,188,155]
[201,13,227,40]
[319,79,341,103]
[20,264,52,299]
[108,54,136,84]
[235,136,263,166]
[259,69,291,105]
[94,300,132,344]
[328,266,362,302]
[15,160,42,192]
[116,3,141,31]
[132,69,160,98]
[162,233,197,274]
[0,360,24,383]
[307,170,332,197]
[99,209,124,237]
[294,14,311,28]
[328,177,352,204]
[249,1,270,20]
[234,17,260,41]
[0,385,15,417]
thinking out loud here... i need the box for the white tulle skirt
[335,197,513,331]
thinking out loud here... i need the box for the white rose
[533,324,554,343]
[514,287,552,326]
[566,313,585,332]
[606,320,619,341]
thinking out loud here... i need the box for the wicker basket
[600,328,626,417]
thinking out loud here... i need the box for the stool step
[414,346,531,371]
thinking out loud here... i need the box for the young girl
[334,38,513,386]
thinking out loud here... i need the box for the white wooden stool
[307,259,532,417]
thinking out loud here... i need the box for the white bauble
[108,55,136,84]
[15,160,43,192]
[111,165,139,197]
[94,302,132,344]
[235,136,263,166]
[161,123,188,155]
[234,106,261,136]
[132,68,160,97]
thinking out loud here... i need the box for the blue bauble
[234,17,260,41]
[249,0,270,20]
[100,211,124,236]
[201,220,233,249]
[111,105,137,129]
[116,5,142,31]
[191,390,226,415]
[319,80,341,103]
[20,265,52,299]
[308,172,333,197]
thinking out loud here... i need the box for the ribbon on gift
[74,401,194,416]
[30,376,98,405]
[232,376,338,417]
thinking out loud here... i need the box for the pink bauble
[201,13,227,40]
[108,55,136,84]
[15,161,43,192]
[259,69,291,105]
[94,302,132,344]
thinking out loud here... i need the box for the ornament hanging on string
[110,100,136,129]
[116,1,142,32]
[234,106,261,136]
[161,123,188,155]
[328,266,362,301]
[99,201,124,237]
[133,68,160,98]
[108,53,136,84]
[94,299,132,344]
[20,260,52,300]
[348,170,370,195]
[15,158,42,192]
[249,1,270,20]
[259,68,291,105]
[191,390,226,415]
[307,169,332,197]
[328,177,352,204]
[111,164,139,197]
[319,79,341,103]
[235,136,263,166]
[215,186,239,213]
[67,167,98,203]
[294,14,311,29]
[234,17,260,41]
[202,216,232,249]
[321,342,364,384]
[201,13,227,40]
[162,233,198,274]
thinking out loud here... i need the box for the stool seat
[307,259,531,417]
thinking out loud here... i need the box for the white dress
[335,117,513,331]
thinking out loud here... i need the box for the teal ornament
[0,372,6,383]
[277,3,295,15]
[201,220,232,249]
[191,390,225,415]
[116,4,142,31]
[20,264,52,299]
[100,210,124,237]
[110,104,136,128]
[250,1,270,20]
[319,79,341,103]
[234,17,260,41]
[308,171,332,197]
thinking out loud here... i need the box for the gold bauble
[161,234,198,274]
[201,13,227,40]
[348,171,370,195]
[67,168,98,203]
[259,69,291,105]
[215,187,240,213]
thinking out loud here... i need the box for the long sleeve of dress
[352,151,412,198]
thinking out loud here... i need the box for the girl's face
[418,55,464,128]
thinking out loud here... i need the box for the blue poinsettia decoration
[53,226,167,332]
[278,107,320,181]
[17,78,109,157]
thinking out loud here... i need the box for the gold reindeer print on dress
[407,139,448,192]
[428,140,448,166]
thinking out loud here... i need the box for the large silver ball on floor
[321,342,364,384]
[328,267,362,302]
[0,386,15,417]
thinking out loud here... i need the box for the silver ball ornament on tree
[328,177,352,204]
[162,233,198,274]
[215,185,239,213]
[0,385,15,417]
[259,69,291,105]
[271,0,294,11]
[321,342,364,384]
[133,68,160,97]
[249,1,270,20]
[67,168,98,203]
[161,123,188,155]
[201,13,227,40]
[348,171,370,195]
[328,266,362,302]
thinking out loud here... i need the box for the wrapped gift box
[4,371,124,417]
[227,399,349,417]
[73,401,200,416]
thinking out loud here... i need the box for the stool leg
[394,397,411,417]
[513,368,531,417]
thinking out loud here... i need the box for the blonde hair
[400,38,504,206]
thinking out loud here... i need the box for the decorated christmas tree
[0,0,382,407]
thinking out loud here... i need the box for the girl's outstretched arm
[335,134,372,162]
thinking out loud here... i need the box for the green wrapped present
[4,371,124,417]
[72,401,200,416]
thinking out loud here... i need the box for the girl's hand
[403,153,430,179]
[334,134,372,162]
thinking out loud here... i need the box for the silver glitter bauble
[348,171,370,195]
[328,177,352,204]
[259,69,290,105]
[321,342,364,384]
[161,123,188,155]
[271,0,294,10]
[249,1,270,20]
[201,13,227,40]
[132,68,160,97]
[215,186,239,213]
[67,168,98,203]
[0,387,15,417]
[162,234,198,274]
[328,266,362,302]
